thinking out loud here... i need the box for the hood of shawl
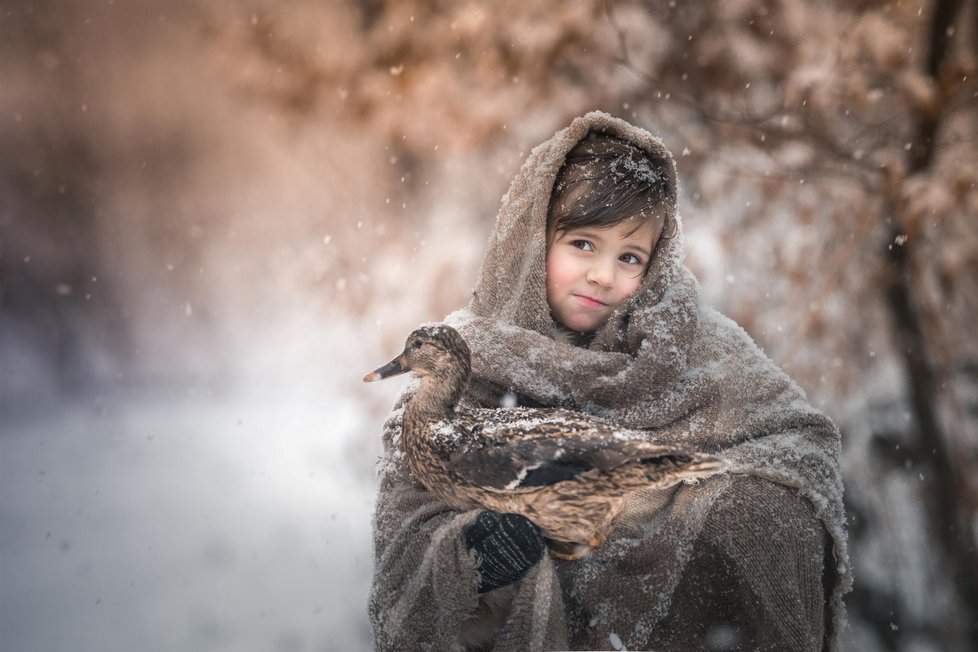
[469,111,686,352]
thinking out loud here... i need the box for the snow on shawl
[371,111,851,651]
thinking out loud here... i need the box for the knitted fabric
[369,111,851,651]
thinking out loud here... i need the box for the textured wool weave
[369,111,851,651]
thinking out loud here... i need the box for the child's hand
[463,511,545,593]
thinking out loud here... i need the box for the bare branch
[780,207,879,366]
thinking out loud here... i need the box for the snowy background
[2,2,976,651]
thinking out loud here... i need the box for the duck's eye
[412,340,422,349]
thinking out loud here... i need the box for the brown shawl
[369,111,851,651]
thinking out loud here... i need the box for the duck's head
[363,324,471,383]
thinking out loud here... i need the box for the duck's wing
[448,407,717,490]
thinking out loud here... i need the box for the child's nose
[585,260,615,287]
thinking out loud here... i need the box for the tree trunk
[884,0,978,648]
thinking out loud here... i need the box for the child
[369,112,850,651]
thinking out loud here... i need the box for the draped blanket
[369,111,851,651]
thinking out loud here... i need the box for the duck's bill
[363,355,408,382]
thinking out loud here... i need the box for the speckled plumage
[365,324,721,559]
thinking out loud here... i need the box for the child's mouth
[573,294,608,309]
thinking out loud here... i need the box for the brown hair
[547,132,675,241]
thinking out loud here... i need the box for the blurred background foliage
[1,1,976,650]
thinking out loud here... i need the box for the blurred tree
[1,2,238,400]
[0,3,133,402]
[216,0,978,649]
[606,2,978,649]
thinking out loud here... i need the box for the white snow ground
[1,383,386,651]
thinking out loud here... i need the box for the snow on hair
[548,132,674,239]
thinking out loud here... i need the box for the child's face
[545,219,656,333]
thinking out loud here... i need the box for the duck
[363,324,723,559]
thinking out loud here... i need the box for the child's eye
[620,253,643,265]
[570,240,593,252]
